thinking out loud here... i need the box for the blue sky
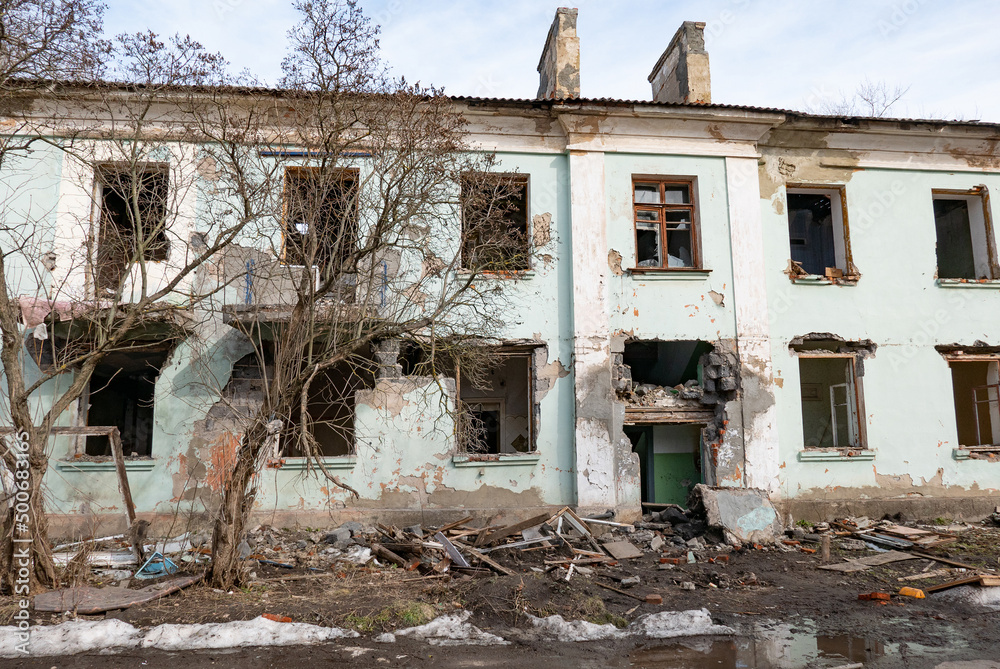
[104,0,997,121]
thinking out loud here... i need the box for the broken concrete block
[690,484,781,546]
[718,377,737,392]
[602,541,643,560]
[322,528,352,546]
[339,521,364,537]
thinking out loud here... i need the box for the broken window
[948,360,1000,448]
[458,352,534,454]
[283,167,359,271]
[933,188,997,280]
[95,166,169,292]
[84,344,172,457]
[623,340,713,388]
[230,344,375,458]
[786,187,851,278]
[632,178,699,269]
[460,173,530,271]
[798,356,863,449]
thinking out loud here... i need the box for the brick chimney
[648,21,711,104]
[536,8,580,99]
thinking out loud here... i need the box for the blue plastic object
[135,551,179,580]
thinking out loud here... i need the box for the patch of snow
[394,610,508,646]
[375,632,397,643]
[142,616,356,651]
[528,614,620,641]
[528,608,734,642]
[629,609,735,638]
[0,616,356,658]
[0,619,140,657]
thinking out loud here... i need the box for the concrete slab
[691,484,782,545]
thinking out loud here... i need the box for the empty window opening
[461,173,530,271]
[84,344,172,457]
[633,178,699,269]
[458,353,534,454]
[285,359,375,457]
[399,341,429,376]
[624,340,713,388]
[96,166,169,292]
[933,190,996,280]
[949,360,1000,448]
[283,167,359,270]
[786,187,850,277]
[625,423,703,506]
[799,356,862,449]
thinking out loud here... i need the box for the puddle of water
[630,623,884,668]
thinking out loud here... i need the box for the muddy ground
[3,523,1000,667]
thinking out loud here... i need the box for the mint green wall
[604,153,738,341]
[762,168,1000,499]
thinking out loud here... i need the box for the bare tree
[206,0,525,588]
[0,23,254,591]
[811,78,910,118]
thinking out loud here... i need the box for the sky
[103,0,999,122]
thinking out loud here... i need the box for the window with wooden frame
[95,165,169,292]
[282,167,359,270]
[456,351,536,454]
[797,354,865,450]
[460,173,530,272]
[947,357,1000,450]
[786,185,855,279]
[632,178,699,270]
[932,187,998,281]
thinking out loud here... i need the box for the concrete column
[565,149,638,515]
[725,156,780,493]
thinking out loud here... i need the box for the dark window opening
[461,173,529,271]
[96,167,169,292]
[799,356,861,449]
[786,190,848,276]
[949,360,1000,447]
[934,194,994,280]
[458,353,534,454]
[624,340,713,388]
[399,341,429,376]
[283,168,359,270]
[231,343,375,458]
[85,344,172,457]
[633,179,698,269]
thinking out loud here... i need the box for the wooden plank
[108,427,142,564]
[480,513,552,547]
[818,551,921,572]
[980,575,1000,587]
[434,532,470,568]
[33,573,203,614]
[436,516,474,534]
[925,576,984,593]
[910,551,989,571]
[466,547,514,576]
[371,543,408,568]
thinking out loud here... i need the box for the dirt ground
[3,522,1000,667]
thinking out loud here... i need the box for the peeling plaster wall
[760,150,1000,504]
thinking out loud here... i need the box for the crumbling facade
[3,10,1000,536]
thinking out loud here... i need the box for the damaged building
[3,8,1000,538]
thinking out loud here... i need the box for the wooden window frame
[785,184,857,280]
[795,352,868,451]
[460,172,531,273]
[630,176,701,272]
[931,187,999,281]
[455,348,537,455]
[280,165,360,271]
